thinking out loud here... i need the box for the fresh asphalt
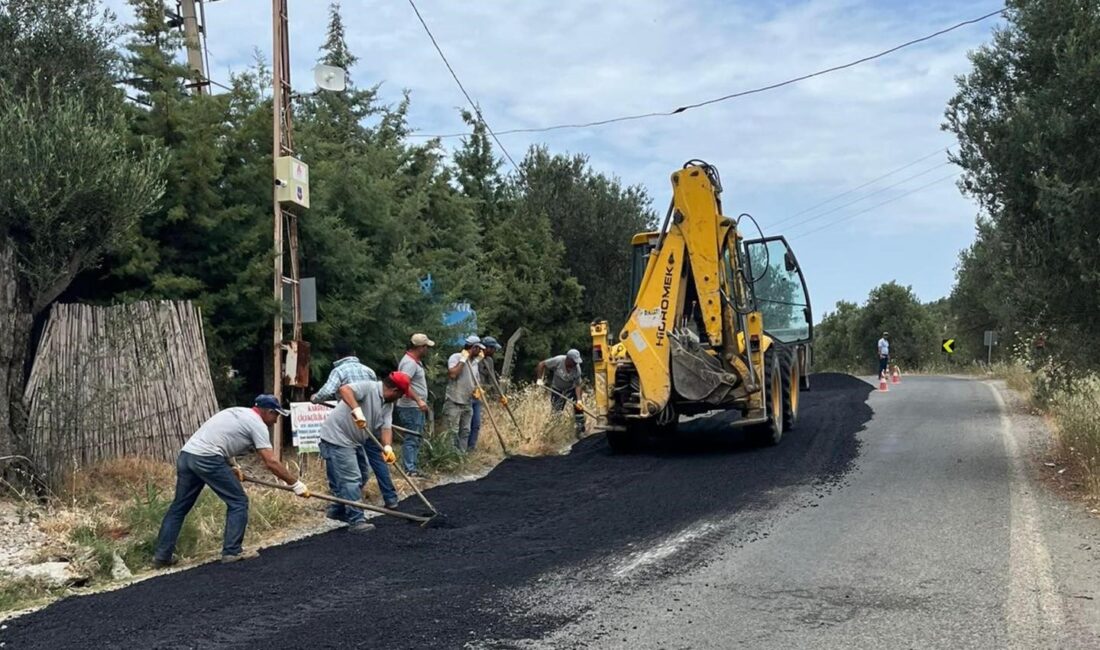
[4,374,1097,649]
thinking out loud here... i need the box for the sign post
[289,402,327,453]
[983,330,998,365]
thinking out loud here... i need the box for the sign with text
[290,402,328,453]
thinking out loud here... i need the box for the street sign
[289,401,328,453]
[983,330,998,346]
[942,338,956,354]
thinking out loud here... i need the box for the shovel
[241,475,434,526]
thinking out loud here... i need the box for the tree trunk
[0,241,35,479]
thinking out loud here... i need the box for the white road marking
[989,383,1065,643]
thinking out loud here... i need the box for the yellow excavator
[590,160,813,451]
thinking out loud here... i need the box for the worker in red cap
[318,372,415,531]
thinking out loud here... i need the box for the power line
[790,172,959,239]
[777,160,953,232]
[405,0,523,174]
[410,8,1005,139]
[772,146,951,228]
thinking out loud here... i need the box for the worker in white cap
[445,335,483,452]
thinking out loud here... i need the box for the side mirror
[784,250,798,273]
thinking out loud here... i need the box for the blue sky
[105,0,1004,319]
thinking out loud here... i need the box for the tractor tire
[780,346,800,431]
[750,347,784,446]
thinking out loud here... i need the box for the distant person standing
[877,332,890,378]
[396,333,434,476]
[445,336,483,452]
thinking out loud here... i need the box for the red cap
[389,371,414,398]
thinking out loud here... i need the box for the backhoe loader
[590,160,813,451]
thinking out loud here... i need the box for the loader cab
[628,232,660,307]
[742,236,813,344]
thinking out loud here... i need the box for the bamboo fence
[23,301,218,487]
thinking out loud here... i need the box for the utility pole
[271,0,307,460]
[176,0,209,95]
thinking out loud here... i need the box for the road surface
[3,374,1098,648]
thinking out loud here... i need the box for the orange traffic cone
[879,373,889,392]
[891,367,901,384]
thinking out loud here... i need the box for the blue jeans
[396,407,426,473]
[319,440,369,524]
[469,399,482,450]
[362,438,399,506]
[154,452,249,561]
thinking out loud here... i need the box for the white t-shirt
[181,407,272,458]
[878,338,890,356]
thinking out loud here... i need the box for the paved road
[528,376,1100,649]
[4,375,1098,649]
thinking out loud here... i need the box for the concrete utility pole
[176,0,209,95]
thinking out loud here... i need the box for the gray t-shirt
[319,380,393,448]
[396,352,428,409]
[446,352,477,405]
[544,355,582,393]
[181,407,273,458]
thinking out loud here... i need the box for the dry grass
[1048,375,1100,499]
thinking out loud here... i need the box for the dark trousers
[879,355,890,376]
[154,451,249,561]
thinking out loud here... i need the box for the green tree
[452,114,583,372]
[944,0,1100,376]
[0,78,166,473]
[519,147,656,330]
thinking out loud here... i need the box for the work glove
[477,350,485,360]
[574,402,585,413]
[232,466,245,482]
[351,406,367,429]
[472,387,484,401]
[290,480,310,497]
[536,377,545,387]
[460,349,470,361]
[499,395,509,407]
[382,445,397,464]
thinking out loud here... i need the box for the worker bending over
[153,395,308,567]
[313,342,399,509]
[536,349,586,437]
[318,372,413,533]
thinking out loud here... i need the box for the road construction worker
[153,395,308,567]
[396,333,434,476]
[445,335,483,452]
[318,372,413,533]
[877,332,890,378]
[312,341,399,510]
[536,349,585,436]
[467,335,504,450]
[310,340,377,402]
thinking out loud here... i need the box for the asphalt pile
[2,373,871,649]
